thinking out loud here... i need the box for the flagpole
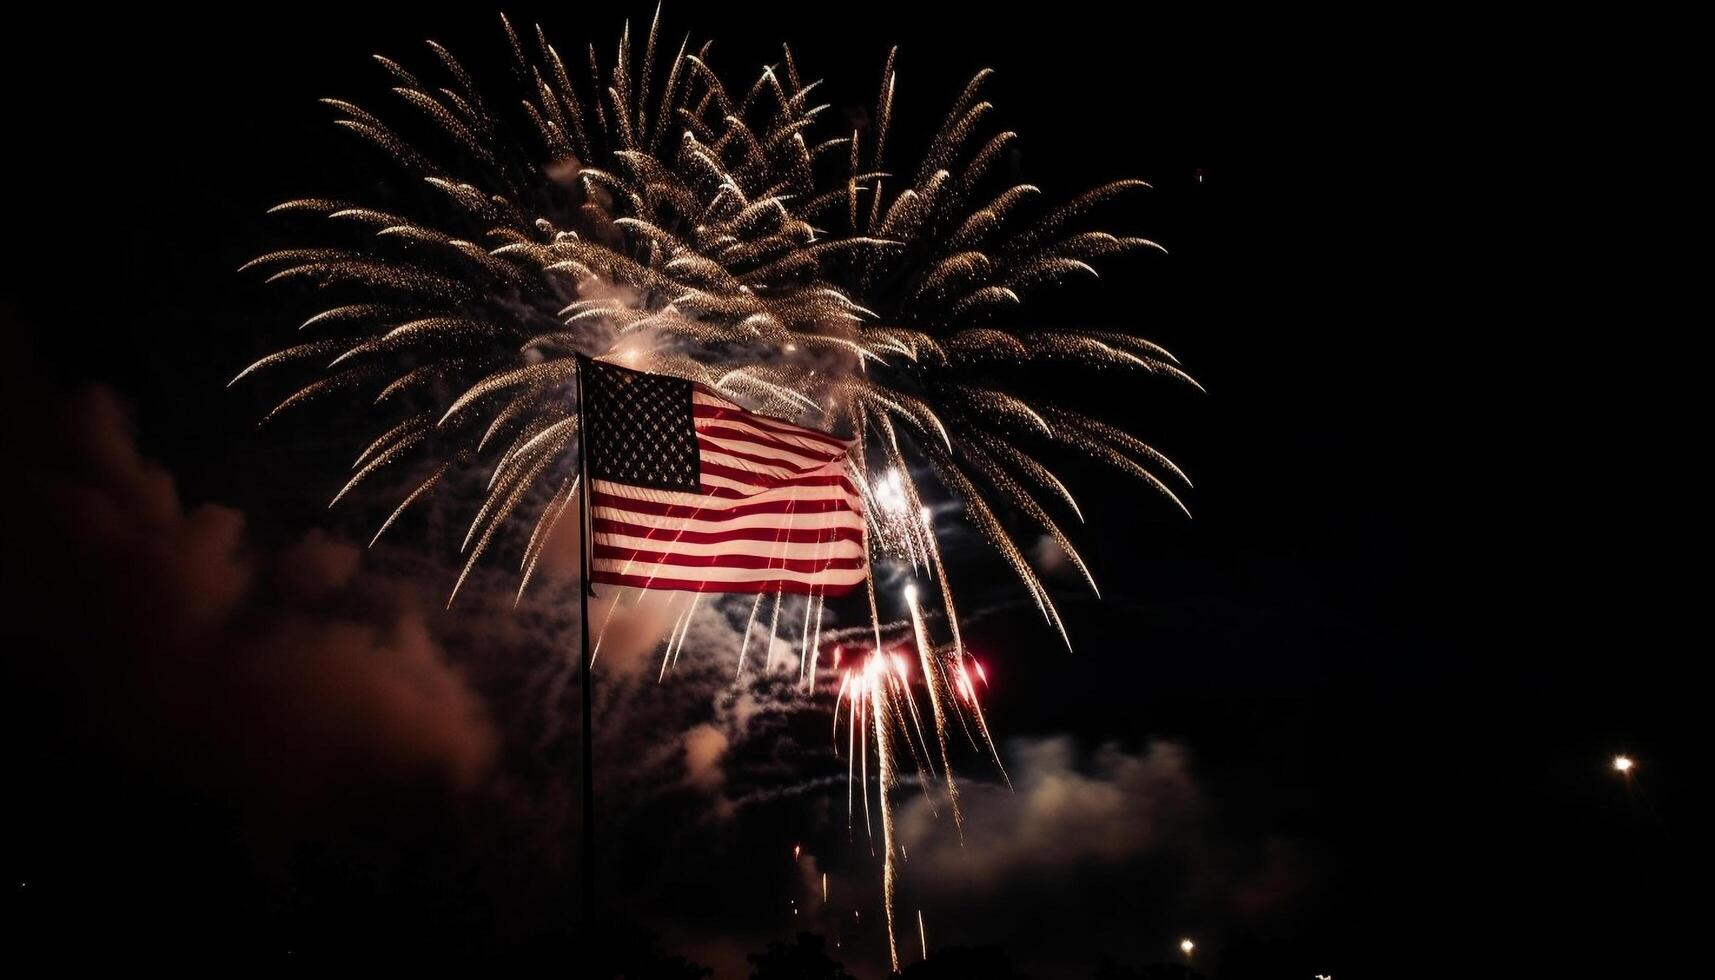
[574,354,596,924]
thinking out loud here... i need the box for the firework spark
[828,613,1001,971]
[237,8,1195,967]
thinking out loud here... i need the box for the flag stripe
[692,420,838,462]
[695,426,834,466]
[589,504,863,535]
[688,479,852,501]
[593,544,865,572]
[589,570,865,595]
[697,439,828,475]
[698,460,857,492]
[597,532,864,561]
[591,517,865,546]
[692,398,849,451]
[592,490,857,519]
[592,477,859,507]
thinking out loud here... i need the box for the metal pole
[575,355,596,923]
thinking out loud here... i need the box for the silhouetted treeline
[472,925,1314,978]
[750,933,857,980]
[1095,960,1208,980]
[899,944,1034,979]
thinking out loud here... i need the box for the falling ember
[905,582,964,833]
[873,679,900,973]
[237,8,1196,971]
[793,843,802,862]
[918,909,929,961]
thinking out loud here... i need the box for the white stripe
[591,506,863,535]
[698,428,834,471]
[697,412,839,452]
[698,469,854,498]
[595,532,866,561]
[696,439,830,477]
[589,559,867,586]
[692,391,850,459]
[698,447,836,481]
[591,478,863,511]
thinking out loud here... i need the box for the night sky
[2,4,1693,977]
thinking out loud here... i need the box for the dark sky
[2,4,1694,977]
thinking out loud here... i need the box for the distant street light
[1613,755,1634,774]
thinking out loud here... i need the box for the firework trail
[236,7,1196,966]
[829,622,996,970]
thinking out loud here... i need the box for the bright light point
[1179,939,1195,956]
[1613,755,1634,773]
[876,469,908,515]
[903,583,918,602]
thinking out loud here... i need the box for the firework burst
[236,8,1196,968]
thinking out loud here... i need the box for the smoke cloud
[5,384,498,815]
[898,737,1200,888]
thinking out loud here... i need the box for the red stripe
[695,423,840,463]
[620,481,851,501]
[591,570,862,596]
[595,481,858,505]
[593,545,864,573]
[690,484,783,501]
[592,517,865,545]
[697,436,828,473]
[591,491,858,520]
[687,483,844,502]
[698,460,856,493]
[692,402,850,451]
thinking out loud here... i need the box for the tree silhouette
[1094,960,1207,980]
[576,923,713,979]
[749,932,856,980]
[897,945,1031,979]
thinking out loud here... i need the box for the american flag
[581,358,866,595]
